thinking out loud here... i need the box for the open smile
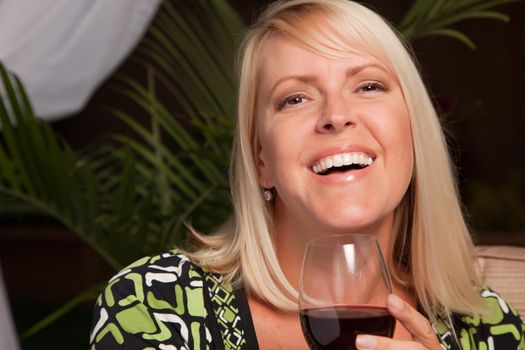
[312,152,374,175]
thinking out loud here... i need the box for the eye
[276,93,309,111]
[358,82,387,94]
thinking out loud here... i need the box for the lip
[308,144,377,185]
[311,163,373,185]
[308,144,377,169]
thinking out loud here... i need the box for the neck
[272,205,396,292]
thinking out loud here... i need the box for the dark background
[1,1,524,349]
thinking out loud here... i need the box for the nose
[315,95,356,133]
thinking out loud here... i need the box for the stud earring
[263,188,274,202]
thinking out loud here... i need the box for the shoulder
[454,286,525,349]
[90,249,211,349]
[97,249,206,315]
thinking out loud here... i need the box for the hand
[355,294,442,349]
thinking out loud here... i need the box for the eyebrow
[266,63,391,99]
[349,63,390,76]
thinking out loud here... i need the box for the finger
[387,294,440,349]
[355,335,424,350]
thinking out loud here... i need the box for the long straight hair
[186,0,484,320]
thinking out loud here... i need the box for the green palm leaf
[399,0,518,47]
[0,63,123,269]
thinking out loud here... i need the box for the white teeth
[333,154,344,167]
[312,152,374,174]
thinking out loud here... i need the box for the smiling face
[256,34,414,239]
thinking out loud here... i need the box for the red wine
[300,305,395,350]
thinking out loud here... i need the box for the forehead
[262,33,381,65]
[257,34,392,87]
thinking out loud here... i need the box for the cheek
[371,101,412,152]
[368,103,414,178]
[263,116,310,161]
[395,110,414,169]
[258,128,291,184]
[387,110,414,185]
[269,141,298,185]
[261,119,312,187]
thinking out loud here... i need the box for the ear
[257,141,273,188]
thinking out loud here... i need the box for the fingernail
[355,335,377,349]
[388,294,404,312]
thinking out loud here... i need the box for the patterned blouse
[89,250,525,349]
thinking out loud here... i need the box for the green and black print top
[90,250,525,350]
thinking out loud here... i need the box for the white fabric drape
[0,0,162,120]
[0,262,19,350]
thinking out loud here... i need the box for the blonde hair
[187,0,484,320]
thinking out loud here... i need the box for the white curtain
[0,0,162,121]
[0,261,19,350]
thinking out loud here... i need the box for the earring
[263,188,274,202]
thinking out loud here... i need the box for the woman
[89,1,525,349]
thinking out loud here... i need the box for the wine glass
[299,234,396,350]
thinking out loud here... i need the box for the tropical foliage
[1,0,243,272]
[0,0,519,340]
[399,0,517,48]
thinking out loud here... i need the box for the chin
[319,211,384,234]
